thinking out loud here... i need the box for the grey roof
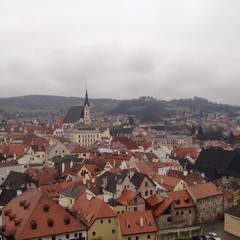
[195,148,240,180]
[50,154,81,165]
[1,171,32,189]
[225,203,240,217]
[98,171,125,193]
[0,189,19,206]
[60,181,87,199]
[64,106,83,124]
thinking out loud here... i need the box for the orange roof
[223,190,234,200]
[153,198,173,216]
[40,182,74,198]
[71,192,116,227]
[116,189,138,205]
[135,162,155,177]
[2,188,86,239]
[118,210,157,235]
[187,182,223,200]
[2,144,27,157]
[153,174,182,187]
[167,190,196,209]
[145,194,164,207]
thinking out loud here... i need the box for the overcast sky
[1,1,240,105]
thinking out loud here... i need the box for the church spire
[84,87,90,107]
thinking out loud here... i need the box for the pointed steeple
[84,87,90,107]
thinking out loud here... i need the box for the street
[203,220,239,240]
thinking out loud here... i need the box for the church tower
[83,88,91,125]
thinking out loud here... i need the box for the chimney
[70,161,73,168]
[160,178,164,185]
[83,178,86,185]
[183,170,188,176]
[140,217,143,228]
[62,162,65,173]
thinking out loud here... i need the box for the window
[31,221,37,230]
[167,217,172,223]
[145,182,148,187]
[66,234,69,239]
[100,220,103,224]
[176,212,179,215]
[112,229,115,234]
[52,236,55,240]
[150,190,153,195]
[108,219,111,223]
[64,216,70,225]
[128,237,131,240]
[189,210,192,214]
[47,218,54,227]
[136,237,139,240]
[74,233,78,238]
[43,204,49,212]
[148,235,151,239]
[181,211,183,215]
[145,191,148,196]
[92,232,96,236]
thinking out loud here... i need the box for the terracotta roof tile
[187,182,223,200]
[118,210,157,235]
[71,192,116,227]
[167,190,196,209]
[2,188,86,239]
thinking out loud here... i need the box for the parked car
[209,232,221,240]
[193,235,212,240]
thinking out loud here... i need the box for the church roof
[63,106,83,124]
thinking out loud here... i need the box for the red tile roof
[71,192,116,227]
[167,190,196,209]
[145,194,164,207]
[135,162,155,177]
[2,188,86,239]
[152,198,173,216]
[118,210,157,235]
[116,189,138,205]
[187,182,223,200]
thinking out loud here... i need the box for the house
[224,204,240,238]
[45,141,71,165]
[0,161,24,185]
[117,210,157,240]
[187,182,224,223]
[116,189,145,213]
[152,175,187,191]
[64,126,101,147]
[98,171,133,202]
[59,181,95,209]
[1,188,87,240]
[128,171,157,198]
[167,190,196,227]
[194,147,240,181]
[1,171,36,190]
[71,192,117,240]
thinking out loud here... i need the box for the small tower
[83,88,91,125]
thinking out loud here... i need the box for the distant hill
[0,95,120,115]
[0,95,238,122]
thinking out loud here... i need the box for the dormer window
[31,220,37,230]
[64,216,70,225]
[19,200,26,207]
[43,204,50,212]
[4,209,11,216]
[47,218,54,227]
